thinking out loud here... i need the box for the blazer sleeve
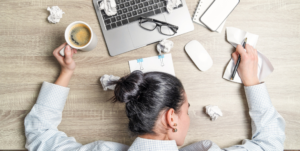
[24,82,83,151]
[224,83,286,151]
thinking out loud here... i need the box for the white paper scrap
[223,27,274,83]
[47,6,65,24]
[100,74,120,91]
[165,0,182,13]
[157,39,174,55]
[99,0,117,16]
[205,105,222,121]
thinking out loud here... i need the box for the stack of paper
[128,54,176,76]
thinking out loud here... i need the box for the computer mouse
[185,40,213,71]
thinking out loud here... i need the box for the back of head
[109,70,185,135]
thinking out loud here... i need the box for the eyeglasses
[139,16,179,36]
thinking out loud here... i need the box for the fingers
[245,44,254,54]
[71,48,77,54]
[64,45,74,64]
[236,44,246,56]
[231,51,239,65]
[53,43,67,57]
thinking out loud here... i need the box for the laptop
[93,0,194,56]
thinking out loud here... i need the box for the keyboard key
[178,4,183,7]
[125,2,130,6]
[111,17,116,22]
[121,14,127,19]
[143,7,148,12]
[153,4,158,9]
[130,0,135,5]
[141,0,146,2]
[123,8,128,13]
[148,6,153,10]
[137,9,142,14]
[158,2,163,7]
[122,19,129,24]
[132,11,137,15]
[121,0,125,2]
[116,21,122,26]
[138,3,143,8]
[116,16,121,20]
[103,15,112,19]
[127,12,132,17]
[136,0,140,3]
[105,19,111,25]
[120,4,125,8]
[149,0,154,4]
[118,10,122,14]
[133,5,138,9]
[144,2,149,6]
[111,23,117,28]
[117,5,119,9]
[128,6,133,11]
[128,11,155,23]
[154,9,161,14]
[154,0,159,3]
[116,0,121,4]
[161,7,167,12]
[106,25,111,30]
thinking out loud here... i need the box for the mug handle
[59,45,67,56]
[59,44,74,56]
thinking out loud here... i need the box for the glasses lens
[160,25,176,35]
[140,21,157,30]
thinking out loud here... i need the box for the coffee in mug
[59,21,98,56]
[69,24,91,47]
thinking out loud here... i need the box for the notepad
[192,0,225,33]
[128,54,176,76]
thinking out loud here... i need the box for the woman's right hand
[231,44,259,86]
[53,43,77,74]
[53,43,77,87]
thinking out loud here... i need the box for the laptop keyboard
[98,0,183,30]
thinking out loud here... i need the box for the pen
[230,38,247,80]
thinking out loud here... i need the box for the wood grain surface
[0,0,300,150]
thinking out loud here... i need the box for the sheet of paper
[223,27,274,83]
[193,0,225,33]
[129,54,176,76]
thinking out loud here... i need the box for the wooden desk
[0,0,299,149]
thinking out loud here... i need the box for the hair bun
[113,70,144,103]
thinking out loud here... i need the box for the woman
[24,43,285,151]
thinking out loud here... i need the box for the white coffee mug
[60,21,98,56]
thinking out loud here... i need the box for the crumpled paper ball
[165,0,182,13]
[205,105,223,121]
[99,0,117,16]
[47,6,65,24]
[157,39,174,55]
[100,74,120,91]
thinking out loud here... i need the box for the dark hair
[109,70,185,135]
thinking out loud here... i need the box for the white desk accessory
[129,54,176,76]
[200,0,239,31]
[223,27,274,83]
[192,0,225,33]
[185,40,213,71]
